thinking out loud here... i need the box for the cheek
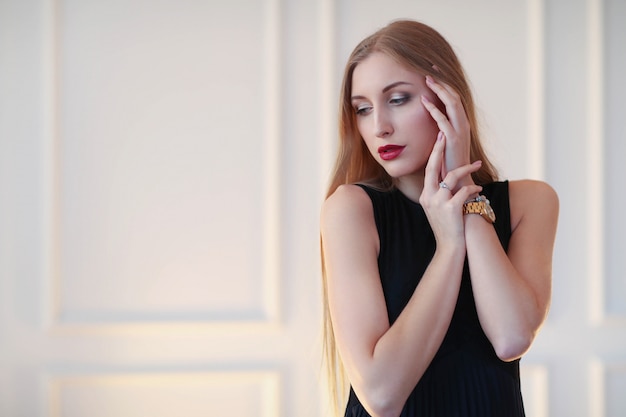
[356,124,375,153]
[356,116,372,138]
[355,118,366,137]
[357,120,378,149]
[409,109,439,136]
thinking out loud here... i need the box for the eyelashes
[355,104,372,115]
[353,93,412,115]
[389,93,411,105]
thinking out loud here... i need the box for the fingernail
[473,160,482,165]
[437,131,444,141]
[426,75,433,84]
[421,95,430,103]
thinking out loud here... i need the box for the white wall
[0,0,624,416]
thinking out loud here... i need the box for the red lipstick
[378,145,405,160]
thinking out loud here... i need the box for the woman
[320,20,559,417]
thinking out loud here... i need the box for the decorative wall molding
[590,359,606,417]
[588,358,626,417]
[42,0,62,329]
[586,0,606,325]
[42,0,284,328]
[318,0,337,199]
[47,370,281,417]
[527,0,546,180]
[259,0,283,326]
[520,364,549,417]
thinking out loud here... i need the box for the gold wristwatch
[463,195,495,223]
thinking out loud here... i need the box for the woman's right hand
[419,132,483,246]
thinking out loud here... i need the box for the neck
[394,174,425,203]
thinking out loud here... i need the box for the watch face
[483,199,496,222]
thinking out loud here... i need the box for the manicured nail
[437,131,444,141]
[426,75,433,83]
[473,160,482,165]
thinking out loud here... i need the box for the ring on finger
[439,181,451,190]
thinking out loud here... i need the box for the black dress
[345,181,525,417]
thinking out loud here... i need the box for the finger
[449,184,484,205]
[440,160,482,190]
[421,95,452,133]
[440,158,447,182]
[425,76,468,131]
[425,75,458,102]
[425,75,461,110]
[424,131,446,191]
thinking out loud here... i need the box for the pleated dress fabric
[344,181,526,417]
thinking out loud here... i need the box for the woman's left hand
[421,75,472,189]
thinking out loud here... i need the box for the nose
[374,109,393,138]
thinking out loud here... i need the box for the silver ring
[439,181,450,190]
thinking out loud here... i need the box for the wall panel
[605,364,626,417]
[603,0,626,319]
[45,0,281,325]
[49,371,280,417]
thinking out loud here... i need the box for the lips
[378,145,405,161]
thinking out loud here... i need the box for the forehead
[352,52,421,94]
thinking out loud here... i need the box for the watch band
[463,200,485,215]
[463,195,496,223]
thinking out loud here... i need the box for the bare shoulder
[321,184,373,225]
[321,184,378,250]
[508,179,559,232]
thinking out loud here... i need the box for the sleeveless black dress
[345,181,525,417]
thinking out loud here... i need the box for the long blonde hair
[321,19,499,414]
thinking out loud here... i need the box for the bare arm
[464,180,559,361]
[321,137,483,417]
[422,76,559,361]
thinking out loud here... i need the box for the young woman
[320,20,559,417]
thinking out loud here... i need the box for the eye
[389,94,410,106]
[354,104,372,116]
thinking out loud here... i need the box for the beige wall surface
[1,0,625,416]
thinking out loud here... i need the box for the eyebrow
[351,81,413,101]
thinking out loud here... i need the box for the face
[351,52,441,182]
